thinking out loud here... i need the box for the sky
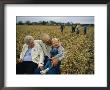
[16,16,94,24]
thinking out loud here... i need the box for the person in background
[83,25,88,35]
[16,35,44,74]
[71,24,76,33]
[76,24,80,34]
[60,24,65,34]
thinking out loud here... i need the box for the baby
[40,38,64,74]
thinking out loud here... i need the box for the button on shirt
[23,48,32,61]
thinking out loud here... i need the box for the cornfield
[16,25,94,74]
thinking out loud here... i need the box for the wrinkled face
[43,39,52,46]
[52,39,59,48]
[28,39,34,48]
[41,34,52,46]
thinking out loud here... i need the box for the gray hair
[24,35,34,45]
[40,33,51,41]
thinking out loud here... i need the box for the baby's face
[52,40,59,48]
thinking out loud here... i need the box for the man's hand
[51,58,59,66]
[50,57,55,60]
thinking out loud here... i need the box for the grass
[16,25,94,74]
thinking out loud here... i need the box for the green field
[16,25,94,74]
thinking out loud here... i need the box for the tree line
[16,20,94,26]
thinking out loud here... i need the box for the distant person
[40,38,64,74]
[71,24,76,33]
[60,24,65,34]
[83,25,87,35]
[76,24,80,34]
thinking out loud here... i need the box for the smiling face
[52,38,60,48]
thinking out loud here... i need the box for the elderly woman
[16,35,44,74]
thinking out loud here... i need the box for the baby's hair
[52,38,60,42]
[52,38,62,46]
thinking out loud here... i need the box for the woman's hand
[38,63,44,70]
[17,59,23,63]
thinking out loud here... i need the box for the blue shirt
[23,48,32,61]
[50,46,64,61]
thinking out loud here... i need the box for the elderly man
[35,33,64,74]
[16,35,44,74]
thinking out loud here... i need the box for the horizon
[16,16,94,24]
